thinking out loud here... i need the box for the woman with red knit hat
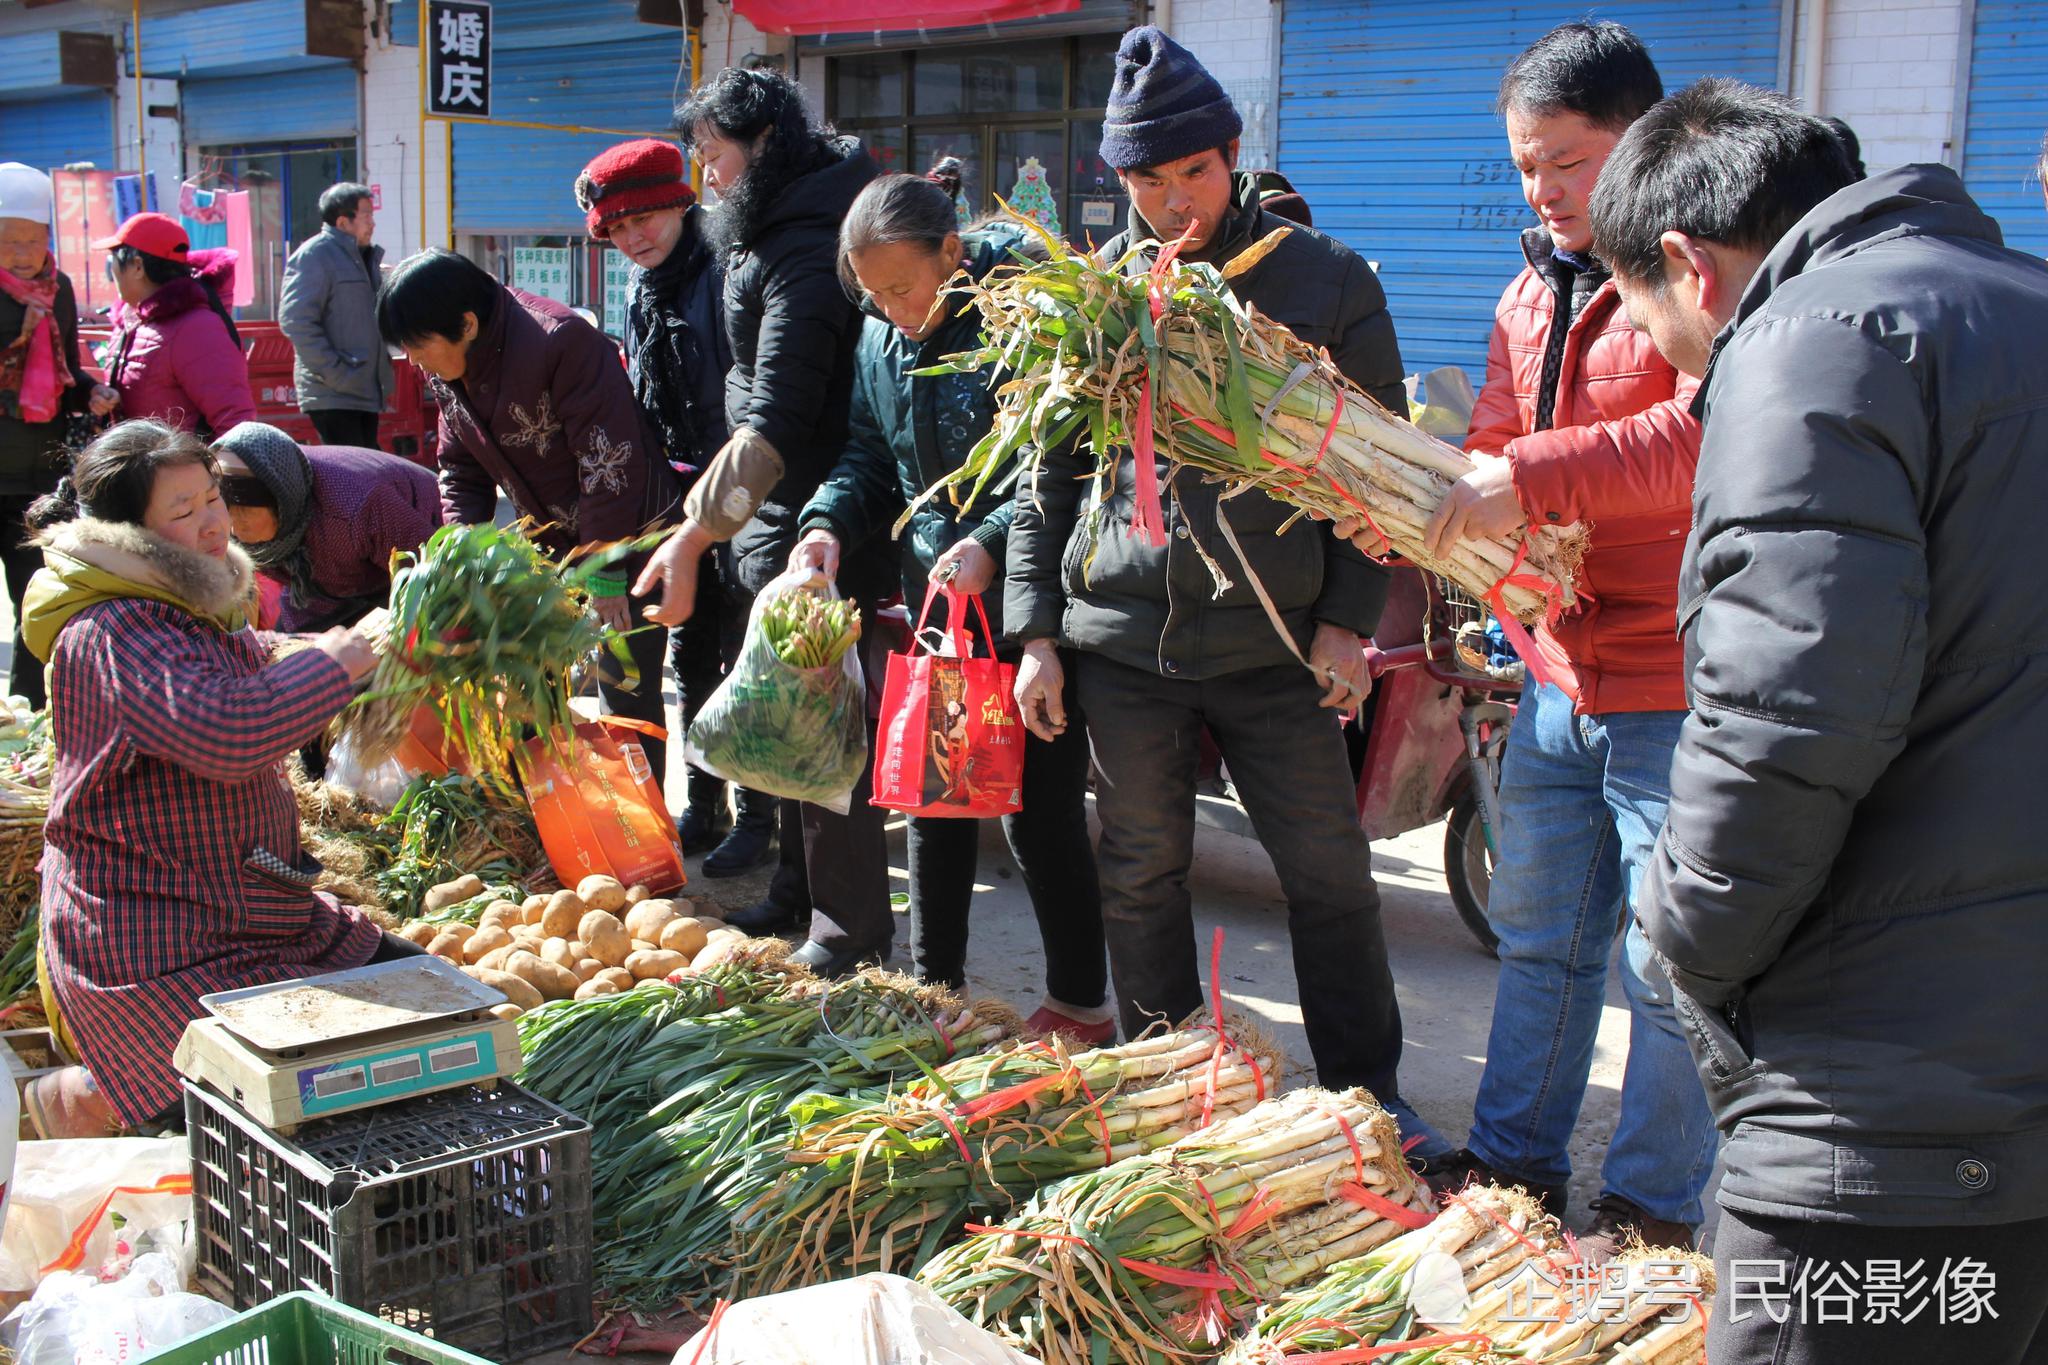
[577,139,770,870]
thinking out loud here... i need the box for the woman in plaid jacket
[18,420,390,1136]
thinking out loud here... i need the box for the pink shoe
[1026,1004,1118,1047]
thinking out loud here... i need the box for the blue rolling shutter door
[0,93,117,173]
[1962,2,2048,259]
[182,66,359,145]
[452,3,688,235]
[1278,1,1785,380]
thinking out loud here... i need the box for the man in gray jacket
[278,182,391,448]
[1591,79,2048,1361]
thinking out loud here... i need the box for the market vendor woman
[18,419,393,1136]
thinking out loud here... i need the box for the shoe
[1576,1193,1696,1265]
[702,813,777,878]
[677,802,732,856]
[726,896,803,935]
[1417,1147,1567,1219]
[1025,1005,1117,1048]
[789,938,890,979]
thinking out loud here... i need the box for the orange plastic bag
[518,717,686,894]
[391,705,469,778]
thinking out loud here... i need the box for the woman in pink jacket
[97,212,255,439]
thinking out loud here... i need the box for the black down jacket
[1641,164,2048,1227]
[1005,172,1405,678]
[720,135,880,595]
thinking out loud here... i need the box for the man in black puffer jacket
[637,68,890,976]
[1006,27,1435,1146]
[1591,79,2048,1364]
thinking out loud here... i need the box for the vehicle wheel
[1445,792,1500,955]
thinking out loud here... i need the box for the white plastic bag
[3,1252,234,1365]
[0,1137,191,1293]
[684,571,868,814]
[323,728,414,810]
[671,1273,1040,1365]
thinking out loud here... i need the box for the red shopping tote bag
[519,716,688,893]
[872,584,1024,818]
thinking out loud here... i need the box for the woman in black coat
[634,67,890,977]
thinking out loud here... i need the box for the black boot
[677,768,731,856]
[727,895,804,934]
[702,787,778,878]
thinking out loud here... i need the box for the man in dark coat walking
[1006,27,1435,1145]
[1591,78,2048,1363]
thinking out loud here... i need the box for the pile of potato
[396,873,754,1014]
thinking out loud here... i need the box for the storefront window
[464,234,637,342]
[190,142,358,320]
[829,33,1127,245]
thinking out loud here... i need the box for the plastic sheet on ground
[672,1273,1042,1365]
[0,1251,235,1363]
[0,1136,191,1293]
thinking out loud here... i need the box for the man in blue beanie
[1007,26,1440,1151]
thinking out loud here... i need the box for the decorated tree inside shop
[1007,156,1060,237]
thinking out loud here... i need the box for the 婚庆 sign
[427,0,492,119]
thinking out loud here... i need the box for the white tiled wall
[361,9,449,257]
[1791,0,1969,171]
[1163,0,1276,167]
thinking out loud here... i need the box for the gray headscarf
[213,421,318,609]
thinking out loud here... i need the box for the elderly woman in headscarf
[211,422,440,633]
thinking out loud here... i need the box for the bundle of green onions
[337,521,637,779]
[761,590,862,669]
[595,974,1014,1305]
[368,773,539,918]
[1228,1184,1711,1365]
[910,215,1581,623]
[918,1087,1436,1365]
[729,1017,1287,1296]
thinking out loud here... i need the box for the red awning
[734,0,1081,36]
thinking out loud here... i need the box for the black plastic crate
[184,1080,594,1362]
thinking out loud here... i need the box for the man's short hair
[1589,78,1856,284]
[1498,21,1663,133]
[319,182,374,226]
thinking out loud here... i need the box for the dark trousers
[669,542,737,813]
[307,408,381,449]
[0,494,43,708]
[763,714,893,954]
[907,653,1105,1008]
[1712,1205,2048,1363]
[597,585,672,801]
[1075,652,1404,1097]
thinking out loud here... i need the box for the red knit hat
[576,139,695,240]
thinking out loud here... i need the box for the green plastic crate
[136,1291,499,1365]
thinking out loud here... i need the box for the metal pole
[132,0,145,183]
[418,0,429,250]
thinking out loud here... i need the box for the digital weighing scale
[173,957,524,1131]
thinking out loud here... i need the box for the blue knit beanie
[1100,26,1243,171]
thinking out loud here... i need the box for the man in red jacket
[1403,22,1716,1257]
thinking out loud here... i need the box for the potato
[624,884,651,906]
[624,899,679,943]
[474,945,517,973]
[462,924,512,964]
[594,967,635,991]
[480,900,523,930]
[527,958,581,1001]
[540,938,578,970]
[575,977,624,1001]
[630,938,657,955]
[692,935,749,970]
[540,889,586,938]
[576,875,629,913]
[463,965,543,1012]
[488,1002,525,1022]
[658,916,713,959]
[580,911,632,967]
[422,874,485,914]
[400,921,438,946]
[687,898,724,923]
[626,948,689,981]
[572,957,603,981]
[426,929,469,961]
[520,894,549,924]
[510,924,544,947]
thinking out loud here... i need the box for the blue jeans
[1466,683,1718,1225]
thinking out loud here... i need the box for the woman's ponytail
[25,477,81,534]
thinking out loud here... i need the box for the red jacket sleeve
[1464,308,1528,458]
[431,392,498,527]
[173,313,257,436]
[1504,368,1702,527]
